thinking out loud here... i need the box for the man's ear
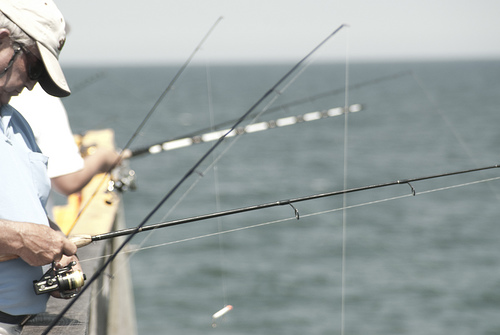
[0,29,11,46]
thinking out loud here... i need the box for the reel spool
[33,261,86,298]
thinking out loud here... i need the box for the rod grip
[69,234,93,248]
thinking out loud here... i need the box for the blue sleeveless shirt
[0,104,51,315]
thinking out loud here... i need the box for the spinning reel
[33,261,86,298]
[108,159,137,193]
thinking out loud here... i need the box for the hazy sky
[56,0,500,66]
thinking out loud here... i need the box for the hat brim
[36,41,71,97]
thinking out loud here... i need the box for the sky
[56,0,500,66]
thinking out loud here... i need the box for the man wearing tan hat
[0,0,78,333]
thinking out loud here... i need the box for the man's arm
[51,147,130,195]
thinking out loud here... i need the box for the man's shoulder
[3,104,41,153]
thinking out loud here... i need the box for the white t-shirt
[10,84,84,178]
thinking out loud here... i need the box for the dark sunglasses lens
[22,46,45,80]
[29,62,45,80]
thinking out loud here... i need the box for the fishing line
[42,24,349,334]
[204,55,231,322]
[76,174,500,265]
[340,26,350,335]
[411,72,500,202]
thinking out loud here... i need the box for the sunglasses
[19,45,46,81]
[0,45,21,78]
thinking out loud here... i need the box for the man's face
[0,44,39,105]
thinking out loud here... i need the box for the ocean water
[61,60,500,335]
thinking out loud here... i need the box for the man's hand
[0,220,77,266]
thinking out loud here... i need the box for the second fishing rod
[65,163,500,249]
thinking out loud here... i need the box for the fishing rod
[135,103,363,155]
[119,16,224,153]
[130,71,410,157]
[42,24,350,335]
[63,163,500,248]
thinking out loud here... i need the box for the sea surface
[60,60,500,335]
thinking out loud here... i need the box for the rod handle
[0,235,93,263]
[69,234,93,248]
